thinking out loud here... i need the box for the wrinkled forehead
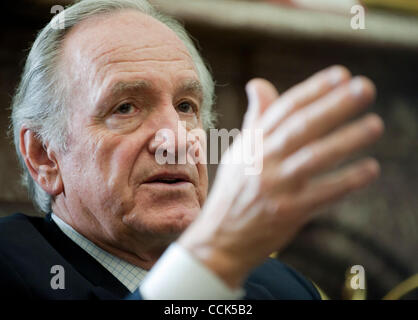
[60,9,195,86]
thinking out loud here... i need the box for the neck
[51,200,177,270]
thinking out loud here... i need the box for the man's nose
[147,106,189,162]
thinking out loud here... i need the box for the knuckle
[324,141,344,161]
[274,196,295,217]
[283,114,308,145]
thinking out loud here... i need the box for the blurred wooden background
[0,0,417,299]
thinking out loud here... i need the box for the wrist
[178,227,250,289]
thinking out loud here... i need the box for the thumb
[244,78,279,129]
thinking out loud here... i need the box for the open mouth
[149,178,186,184]
[144,173,192,186]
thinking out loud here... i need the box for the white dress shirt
[51,213,244,299]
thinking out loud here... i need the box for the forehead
[60,9,197,92]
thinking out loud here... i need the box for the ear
[19,127,63,196]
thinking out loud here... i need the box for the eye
[177,101,195,114]
[115,103,136,115]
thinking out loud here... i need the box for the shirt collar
[51,213,147,293]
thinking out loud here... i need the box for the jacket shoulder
[0,212,40,225]
[0,213,42,239]
[0,213,44,298]
[244,258,321,300]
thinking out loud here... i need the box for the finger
[243,78,279,129]
[268,113,383,193]
[259,65,351,135]
[292,157,380,218]
[264,76,376,158]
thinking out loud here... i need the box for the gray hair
[10,0,216,213]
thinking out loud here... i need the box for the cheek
[64,132,145,212]
[197,163,209,205]
[92,132,142,187]
[188,125,208,205]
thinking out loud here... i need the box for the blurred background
[0,0,417,299]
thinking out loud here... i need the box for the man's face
[55,10,208,250]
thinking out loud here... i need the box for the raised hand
[179,66,384,289]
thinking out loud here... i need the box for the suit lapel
[34,213,131,298]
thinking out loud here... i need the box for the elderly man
[1,0,383,299]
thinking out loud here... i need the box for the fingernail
[364,158,380,177]
[246,82,256,106]
[350,78,365,97]
[329,67,346,85]
[245,82,259,116]
[365,114,384,136]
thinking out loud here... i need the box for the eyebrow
[108,79,204,110]
[110,80,151,96]
[110,79,203,99]
[176,79,204,101]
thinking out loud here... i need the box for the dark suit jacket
[0,213,320,300]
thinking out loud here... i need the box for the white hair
[10,0,216,213]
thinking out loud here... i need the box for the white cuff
[140,242,245,300]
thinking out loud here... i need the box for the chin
[124,204,200,239]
